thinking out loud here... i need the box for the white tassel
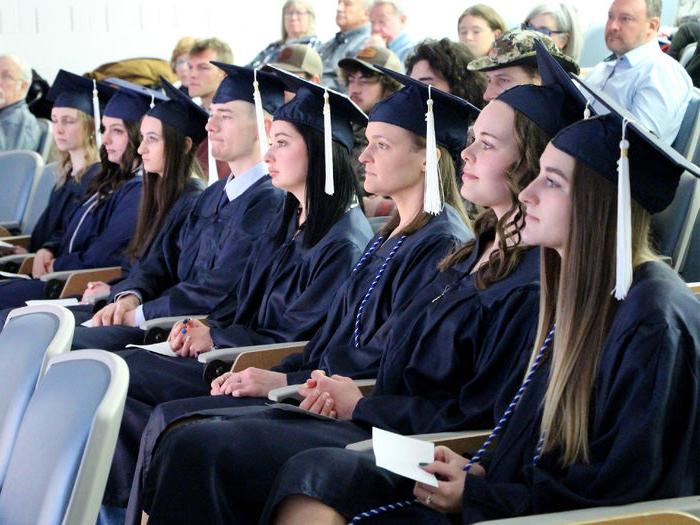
[92,79,102,148]
[149,94,155,109]
[253,69,269,160]
[323,89,334,195]
[207,138,218,187]
[614,119,633,300]
[423,85,441,215]
[583,100,591,120]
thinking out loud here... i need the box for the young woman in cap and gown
[0,70,143,309]
[264,72,700,525]
[125,59,591,524]
[72,78,207,316]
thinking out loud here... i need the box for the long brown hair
[534,161,656,466]
[86,119,141,201]
[438,110,550,288]
[379,137,469,237]
[56,112,99,187]
[125,121,204,260]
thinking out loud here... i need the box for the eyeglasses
[285,10,309,17]
[520,22,567,36]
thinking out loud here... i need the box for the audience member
[457,4,507,57]
[468,29,579,102]
[586,0,692,144]
[366,1,414,62]
[267,44,323,84]
[319,0,372,91]
[170,36,196,94]
[668,18,700,86]
[247,1,322,70]
[0,54,41,151]
[522,3,582,60]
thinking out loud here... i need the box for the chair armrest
[268,378,376,403]
[197,341,309,365]
[18,256,34,275]
[139,315,207,331]
[231,342,308,373]
[39,266,122,283]
[687,282,700,294]
[345,430,492,454]
[477,496,700,524]
[58,267,124,298]
[0,224,18,236]
[0,226,12,237]
[0,253,34,265]
[0,235,31,249]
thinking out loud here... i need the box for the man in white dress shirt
[586,0,692,144]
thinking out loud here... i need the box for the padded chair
[579,23,610,68]
[0,304,74,488]
[681,43,698,69]
[672,88,700,161]
[0,150,43,232]
[35,118,53,162]
[651,171,700,269]
[0,350,129,525]
[478,496,700,524]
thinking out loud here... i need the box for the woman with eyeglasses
[247,0,322,70]
[522,3,582,60]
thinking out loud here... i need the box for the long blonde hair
[533,161,656,466]
[56,112,98,187]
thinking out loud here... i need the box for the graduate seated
[264,59,700,525]
[70,78,207,316]
[123,56,585,525]
[0,70,144,311]
[71,63,287,351]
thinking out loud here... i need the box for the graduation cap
[494,40,590,138]
[47,69,116,148]
[146,77,208,145]
[371,65,481,214]
[210,62,286,160]
[104,77,167,123]
[267,65,368,195]
[551,77,700,299]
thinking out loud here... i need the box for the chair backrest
[35,118,53,162]
[579,23,610,68]
[672,88,700,160]
[681,42,698,68]
[0,150,43,229]
[0,350,128,525]
[21,161,58,235]
[651,171,700,269]
[681,212,700,283]
[0,305,74,488]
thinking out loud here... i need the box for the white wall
[0,0,674,84]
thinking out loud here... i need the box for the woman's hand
[169,318,214,358]
[32,248,54,278]
[413,446,485,514]
[210,368,287,397]
[298,370,363,420]
[91,294,139,327]
[80,281,111,304]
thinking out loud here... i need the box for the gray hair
[0,54,32,96]
[525,2,582,60]
[645,0,662,19]
[371,0,404,16]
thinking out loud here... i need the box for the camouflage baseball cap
[338,46,405,75]
[468,29,579,74]
[268,44,323,79]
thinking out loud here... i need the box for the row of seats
[0,305,127,525]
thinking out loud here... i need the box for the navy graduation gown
[103,205,371,508]
[30,162,99,252]
[134,236,542,525]
[274,204,472,384]
[70,176,285,350]
[274,260,700,525]
[0,176,143,309]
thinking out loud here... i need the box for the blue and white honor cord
[351,235,407,350]
[349,325,556,524]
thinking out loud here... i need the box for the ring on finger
[425,494,433,505]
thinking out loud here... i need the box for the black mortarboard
[104,78,167,123]
[210,62,285,115]
[147,77,208,144]
[47,69,115,115]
